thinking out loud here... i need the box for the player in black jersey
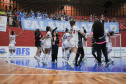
[75,27,87,66]
[90,32,97,61]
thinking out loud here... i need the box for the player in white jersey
[38,36,45,62]
[42,26,52,65]
[60,30,65,58]
[62,28,70,60]
[6,29,24,63]
[68,20,85,68]
[106,31,114,63]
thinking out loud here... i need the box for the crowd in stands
[0,9,119,27]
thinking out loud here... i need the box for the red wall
[0,26,63,47]
[0,26,126,47]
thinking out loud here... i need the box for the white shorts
[69,38,78,48]
[8,44,15,50]
[63,40,69,49]
[44,42,51,49]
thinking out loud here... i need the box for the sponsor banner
[0,46,125,57]
[21,18,119,33]
[0,16,7,32]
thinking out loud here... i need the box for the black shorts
[77,47,84,55]
[35,41,41,47]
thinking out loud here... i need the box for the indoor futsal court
[0,0,126,84]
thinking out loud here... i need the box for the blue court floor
[7,57,126,73]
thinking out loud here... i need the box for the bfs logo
[16,48,30,56]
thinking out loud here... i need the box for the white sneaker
[68,61,74,68]
[10,58,14,62]
[34,56,40,61]
[5,60,10,63]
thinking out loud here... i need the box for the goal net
[84,34,122,58]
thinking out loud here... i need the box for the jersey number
[73,30,75,34]
[12,37,14,40]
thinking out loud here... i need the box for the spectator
[0,9,5,16]
[17,10,20,15]
[113,18,117,22]
[89,15,93,22]
[84,18,88,22]
[94,15,97,21]
[65,14,68,21]
[60,15,64,21]
[79,18,83,22]
[75,17,78,22]
[37,13,42,19]
[69,15,72,20]
[106,18,111,22]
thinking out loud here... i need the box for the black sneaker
[98,63,103,68]
[105,62,110,68]
[78,62,81,66]
[75,64,79,66]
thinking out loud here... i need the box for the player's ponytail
[65,28,68,32]
[70,20,75,28]
[11,31,15,35]
[46,26,51,33]
[109,31,114,36]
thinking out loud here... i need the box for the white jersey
[45,31,51,43]
[70,26,80,41]
[9,35,16,44]
[44,31,52,48]
[63,33,70,41]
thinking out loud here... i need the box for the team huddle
[6,16,114,68]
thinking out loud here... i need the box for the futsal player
[42,26,52,65]
[75,27,87,66]
[68,20,85,68]
[62,28,71,60]
[6,29,24,63]
[90,32,97,61]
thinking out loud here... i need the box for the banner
[0,16,7,32]
[0,46,125,57]
[21,18,119,33]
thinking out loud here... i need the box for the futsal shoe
[41,59,44,63]
[78,62,81,66]
[5,60,10,63]
[44,62,48,65]
[83,58,86,61]
[111,61,114,64]
[98,63,103,68]
[75,63,79,66]
[10,58,14,62]
[34,56,40,61]
[105,62,110,68]
[68,61,74,68]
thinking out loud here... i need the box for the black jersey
[78,32,84,48]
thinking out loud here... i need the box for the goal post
[84,34,122,58]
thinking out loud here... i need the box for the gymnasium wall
[0,26,126,47]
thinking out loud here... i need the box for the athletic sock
[7,52,11,60]
[43,54,46,62]
[45,54,49,63]
[12,52,16,60]
[69,52,76,64]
